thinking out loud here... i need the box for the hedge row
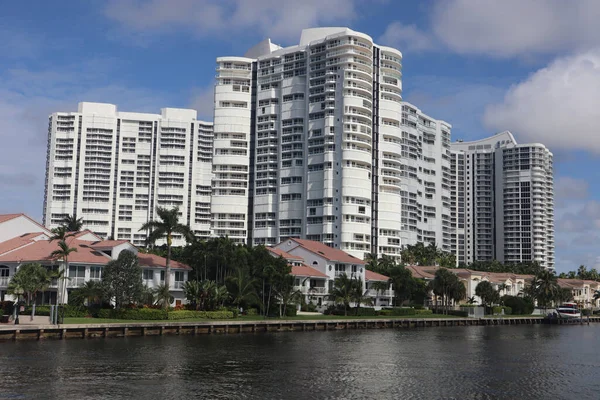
[167,310,234,320]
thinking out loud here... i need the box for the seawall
[1,316,598,340]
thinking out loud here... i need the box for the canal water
[1,325,600,399]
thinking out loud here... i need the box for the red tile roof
[90,240,131,248]
[267,247,303,260]
[0,232,47,255]
[365,270,390,281]
[0,213,24,223]
[290,239,366,265]
[137,253,191,270]
[0,213,50,233]
[291,265,328,278]
[0,238,111,264]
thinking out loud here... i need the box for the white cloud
[378,21,435,53]
[104,0,358,43]
[483,50,600,153]
[431,0,600,58]
[554,177,589,207]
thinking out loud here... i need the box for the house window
[69,265,85,278]
[160,271,165,282]
[90,266,102,280]
[143,270,154,281]
[174,271,184,282]
[0,266,9,278]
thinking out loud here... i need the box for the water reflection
[1,325,600,399]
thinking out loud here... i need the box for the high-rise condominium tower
[43,102,213,246]
[213,27,452,258]
[450,132,554,269]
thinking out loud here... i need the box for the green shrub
[22,306,51,316]
[501,296,534,315]
[379,307,417,316]
[225,307,239,318]
[409,304,424,310]
[285,306,297,317]
[167,310,234,320]
[96,308,168,320]
[0,301,14,315]
[502,306,512,315]
[582,309,592,316]
[492,306,503,315]
[325,306,377,316]
[246,308,258,316]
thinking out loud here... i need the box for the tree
[61,215,83,232]
[101,250,144,309]
[466,296,477,305]
[370,280,390,307]
[7,263,51,305]
[140,207,193,308]
[351,277,371,315]
[475,281,500,310]
[49,239,77,306]
[226,268,259,309]
[183,280,202,310]
[428,268,464,314]
[530,269,560,311]
[153,283,174,308]
[329,274,355,316]
[275,274,302,317]
[78,280,103,306]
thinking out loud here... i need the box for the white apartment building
[43,102,213,247]
[214,27,451,259]
[450,132,554,269]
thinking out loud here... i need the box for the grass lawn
[63,314,459,325]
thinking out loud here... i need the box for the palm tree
[534,269,560,311]
[593,290,600,308]
[140,207,193,308]
[351,277,372,315]
[466,296,477,305]
[227,268,259,309]
[370,280,390,307]
[153,283,174,309]
[328,274,355,316]
[7,263,51,306]
[79,280,103,306]
[183,280,202,310]
[275,275,302,317]
[50,239,77,307]
[365,253,379,272]
[61,215,83,232]
[497,283,510,295]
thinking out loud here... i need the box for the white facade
[214,27,451,260]
[450,132,554,269]
[43,102,213,246]
[0,214,190,305]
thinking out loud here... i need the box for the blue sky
[1,0,599,273]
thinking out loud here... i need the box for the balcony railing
[67,277,86,288]
[0,277,9,287]
[173,281,185,289]
[366,289,393,297]
[307,287,328,294]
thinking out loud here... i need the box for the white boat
[556,302,581,319]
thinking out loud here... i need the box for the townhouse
[0,213,190,306]
[269,238,394,308]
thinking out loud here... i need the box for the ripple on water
[1,325,600,399]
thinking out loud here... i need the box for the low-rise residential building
[0,213,190,306]
[269,238,394,309]
[407,265,600,309]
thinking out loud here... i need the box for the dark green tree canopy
[101,250,144,309]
